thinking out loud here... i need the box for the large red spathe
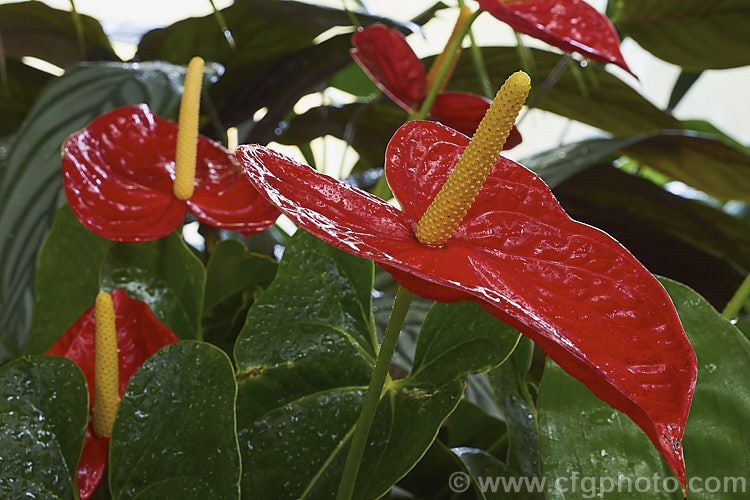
[236,120,696,486]
[62,104,280,242]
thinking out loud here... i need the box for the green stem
[458,0,492,98]
[336,285,415,500]
[208,0,236,50]
[68,0,85,58]
[412,9,481,121]
[722,273,750,320]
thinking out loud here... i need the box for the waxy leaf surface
[100,232,206,340]
[62,104,279,242]
[538,278,750,499]
[109,341,240,499]
[238,119,697,484]
[478,0,631,73]
[0,355,88,499]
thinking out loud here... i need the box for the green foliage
[612,0,750,71]
[0,355,88,498]
[109,341,240,499]
[101,233,206,340]
[538,277,750,499]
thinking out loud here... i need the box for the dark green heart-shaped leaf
[411,301,521,387]
[234,230,464,498]
[0,355,88,498]
[612,0,750,71]
[0,59,53,136]
[202,239,277,353]
[447,47,678,137]
[100,232,206,340]
[25,204,113,355]
[538,277,750,499]
[555,165,750,308]
[109,341,239,499]
[0,61,217,357]
[0,1,115,67]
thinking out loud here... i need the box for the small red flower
[237,120,696,486]
[351,24,522,146]
[62,104,280,242]
[478,0,632,74]
[47,289,179,499]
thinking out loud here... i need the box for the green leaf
[202,239,277,354]
[100,233,206,340]
[0,59,53,136]
[25,204,113,355]
[447,47,679,137]
[555,165,750,308]
[109,341,240,500]
[439,400,508,451]
[622,132,750,203]
[487,338,540,481]
[234,230,463,498]
[538,277,750,499]
[0,61,215,356]
[0,355,88,498]
[667,71,701,113]
[136,0,424,143]
[0,1,116,67]
[453,447,537,500]
[411,301,521,387]
[279,100,407,174]
[612,0,750,71]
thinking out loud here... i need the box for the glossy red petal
[430,91,522,149]
[238,121,696,486]
[386,121,695,485]
[47,289,179,499]
[62,105,187,242]
[186,143,280,236]
[351,24,425,112]
[62,104,279,242]
[478,0,632,74]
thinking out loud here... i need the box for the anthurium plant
[1,1,749,499]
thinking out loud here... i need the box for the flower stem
[458,0,493,98]
[412,9,481,121]
[336,285,414,500]
[722,273,750,320]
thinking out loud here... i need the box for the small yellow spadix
[424,4,473,94]
[93,291,120,438]
[415,71,531,246]
[173,56,205,201]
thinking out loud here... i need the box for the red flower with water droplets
[62,104,280,242]
[478,0,633,74]
[46,289,179,499]
[237,120,696,487]
[351,24,522,146]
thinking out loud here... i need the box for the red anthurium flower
[62,104,280,242]
[237,120,696,486]
[478,0,632,74]
[351,24,522,147]
[47,289,179,499]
